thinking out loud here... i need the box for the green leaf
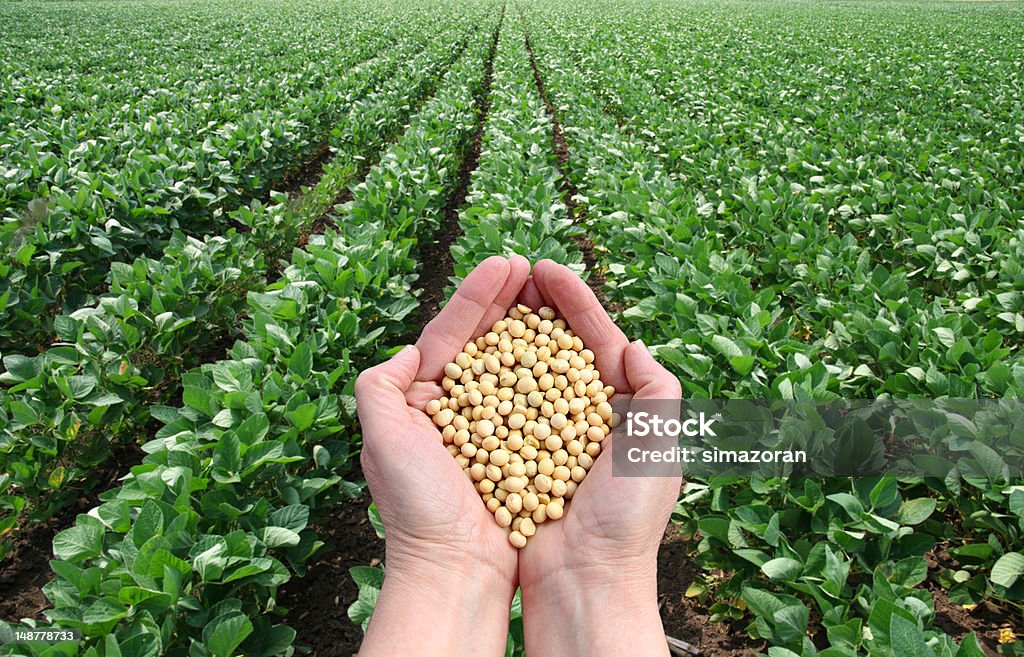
[194,542,228,582]
[368,503,385,539]
[889,614,929,657]
[711,335,744,360]
[132,501,165,548]
[741,587,795,618]
[66,375,97,400]
[244,623,296,657]
[896,498,936,525]
[348,566,384,632]
[991,552,1024,588]
[933,327,956,349]
[772,604,809,643]
[826,492,864,518]
[289,342,313,380]
[258,526,301,548]
[183,386,218,417]
[223,559,274,583]
[868,597,918,644]
[951,543,994,564]
[2,354,42,382]
[730,355,756,376]
[761,557,803,581]
[203,611,253,657]
[286,403,317,432]
[268,505,309,532]
[53,524,104,563]
[83,597,128,631]
[350,565,385,589]
[213,433,242,473]
[236,413,270,444]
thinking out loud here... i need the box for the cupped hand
[354,255,531,582]
[355,256,681,657]
[517,260,681,657]
[517,259,682,575]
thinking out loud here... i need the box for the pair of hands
[355,256,681,657]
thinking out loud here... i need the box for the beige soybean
[431,304,616,547]
[509,531,528,548]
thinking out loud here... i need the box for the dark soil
[658,526,765,657]
[296,187,353,251]
[928,582,1015,657]
[281,143,334,200]
[0,498,84,623]
[0,441,145,623]
[278,495,386,657]
[408,9,504,330]
[518,18,612,307]
[925,539,1021,656]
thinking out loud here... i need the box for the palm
[358,255,532,576]
[363,396,518,572]
[515,260,682,584]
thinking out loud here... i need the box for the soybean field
[1,0,1023,655]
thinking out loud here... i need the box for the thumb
[624,340,681,400]
[355,345,421,438]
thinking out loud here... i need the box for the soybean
[430,304,615,548]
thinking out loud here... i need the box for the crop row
[519,1,1023,655]
[0,0,494,351]
[449,15,583,285]
[0,6,502,654]
[346,13,576,653]
[0,14,479,559]
[521,0,1024,401]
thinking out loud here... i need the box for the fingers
[624,340,682,400]
[356,345,422,440]
[406,380,444,411]
[531,259,631,391]
[473,254,531,337]
[518,276,546,311]
[415,256,528,381]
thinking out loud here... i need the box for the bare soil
[925,539,1021,656]
[928,582,1015,657]
[280,142,334,201]
[277,496,386,657]
[0,501,84,623]
[658,526,766,657]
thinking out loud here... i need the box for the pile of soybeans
[425,304,619,548]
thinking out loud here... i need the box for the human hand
[355,255,531,657]
[517,259,682,657]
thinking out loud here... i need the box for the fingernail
[635,339,647,350]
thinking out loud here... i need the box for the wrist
[520,561,669,657]
[360,551,516,657]
[385,535,517,588]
